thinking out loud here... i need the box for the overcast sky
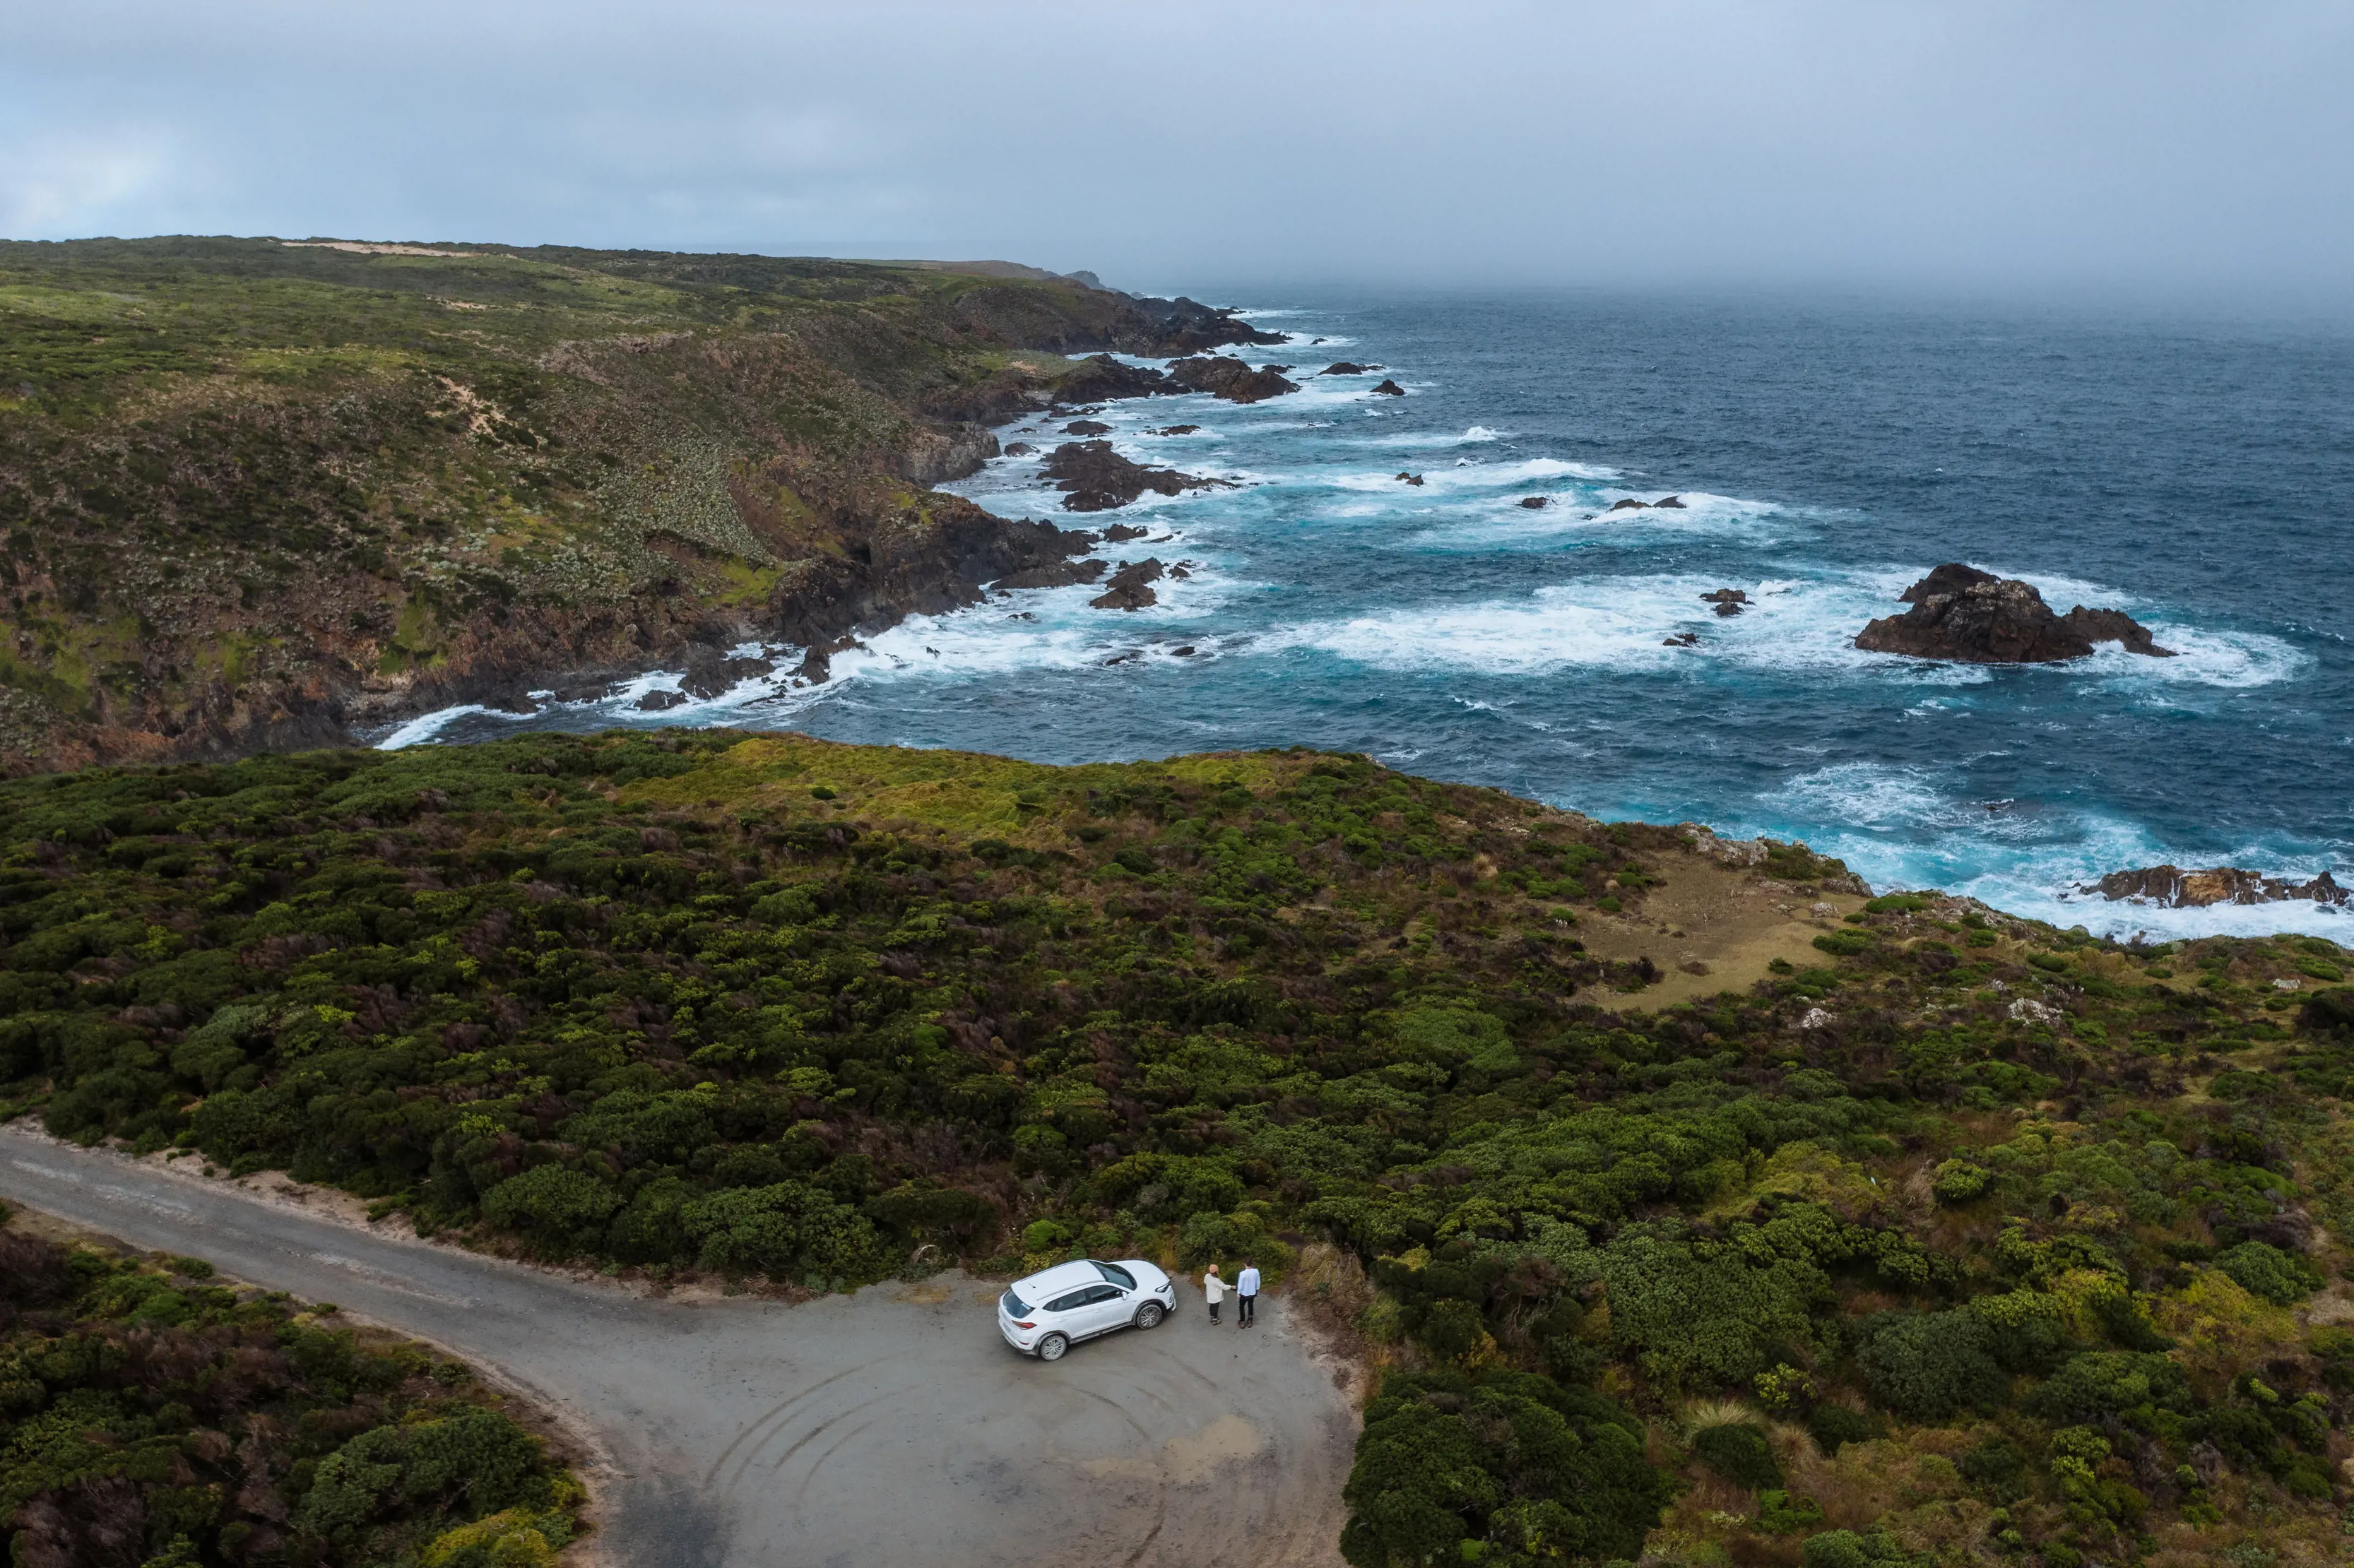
[5,1,2350,305]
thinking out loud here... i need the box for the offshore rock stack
[1855,564,2175,663]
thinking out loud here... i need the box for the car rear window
[1094,1261,1135,1289]
[1001,1290,1031,1317]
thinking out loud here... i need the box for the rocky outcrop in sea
[1039,441,1234,511]
[1165,357,1300,404]
[1855,564,2175,663]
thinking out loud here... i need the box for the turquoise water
[403,292,2354,939]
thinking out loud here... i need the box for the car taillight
[1012,1321,1035,1329]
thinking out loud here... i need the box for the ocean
[399,290,2354,939]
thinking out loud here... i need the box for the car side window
[1085,1284,1123,1305]
[1043,1291,1085,1312]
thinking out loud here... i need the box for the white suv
[998,1259,1176,1361]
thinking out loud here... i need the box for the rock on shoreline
[1855,564,2176,663]
[1166,357,1299,404]
[2088,865,2350,908]
[1089,559,1166,611]
[1039,441,1233,512]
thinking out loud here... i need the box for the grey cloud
[4,0,2350,305]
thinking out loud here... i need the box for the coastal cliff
[0,239,1270,773]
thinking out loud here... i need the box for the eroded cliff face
[0,240,1266,773]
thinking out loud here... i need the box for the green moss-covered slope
[0,1205,580,1566]
[3,730,2352,1566]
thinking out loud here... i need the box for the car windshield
[1093,1261,1135,1289]
[1001,1289,1031,1317]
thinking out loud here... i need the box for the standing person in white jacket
[1236,1259,1260,1328]
[1201,1263,1230,1324]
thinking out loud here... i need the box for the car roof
[1013,1261,1101,1296]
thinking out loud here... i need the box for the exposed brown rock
[1039,440,1232,511]
[1052,354,1172,403]
[993,559,1108,591]
[1151,424,1200,436]
[2089,865,2350,908]
[1063,419,1112,436]
[1519,496,1549,509]
[1654,495,1686,509]
[1002,441,1036,456]
[1089,558,1165,612]
[1371,379,1405,396]
[1165,356,1299,404]
[1395,473,1425,486]
[1856,565,2175,663]
[2064,606,2177,657]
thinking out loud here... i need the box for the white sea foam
[1737,763,2352,939]
[376,703,545,750]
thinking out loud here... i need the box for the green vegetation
[4,728,2354,1564]
[0,1204,579,1565]
[0,237,1171,772]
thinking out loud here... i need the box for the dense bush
[1855,1310,2006,1420]
[6,733,2354,1564]
[0,1208,578,1566]
[1338,1370,1669,1568]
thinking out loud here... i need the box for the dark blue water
[409,292,2354,936]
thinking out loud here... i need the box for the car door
[1039,1287,1093,1340]
[1074,1282,1130,1338]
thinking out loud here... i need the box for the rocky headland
[1855,563,2176,663]
[0,239,1286,772]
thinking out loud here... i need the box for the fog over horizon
[5,0,2351,313]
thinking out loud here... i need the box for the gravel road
[0,1124,1354,1568]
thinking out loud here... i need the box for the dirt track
[0,1125,1354,1568]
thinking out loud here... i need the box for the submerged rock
[1165,355,1299,404]
[1152,424,1200,436]
[2089,865,2350,908]
[1040,440,1232,511]
[1320,362,1376,375]
[1089,558,1165,612]
[1856,564,2175,663]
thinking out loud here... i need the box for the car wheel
[1135,1301,1164,1330]
[1036,1333,1069,1362]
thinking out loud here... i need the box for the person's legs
[1209,1297,1220,1322]
[1239,1293,1255,1326]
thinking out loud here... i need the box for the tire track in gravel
[0,1124,1354,1567]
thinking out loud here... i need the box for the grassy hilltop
[3,730,2353,1567]
[0,238,1242,773]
